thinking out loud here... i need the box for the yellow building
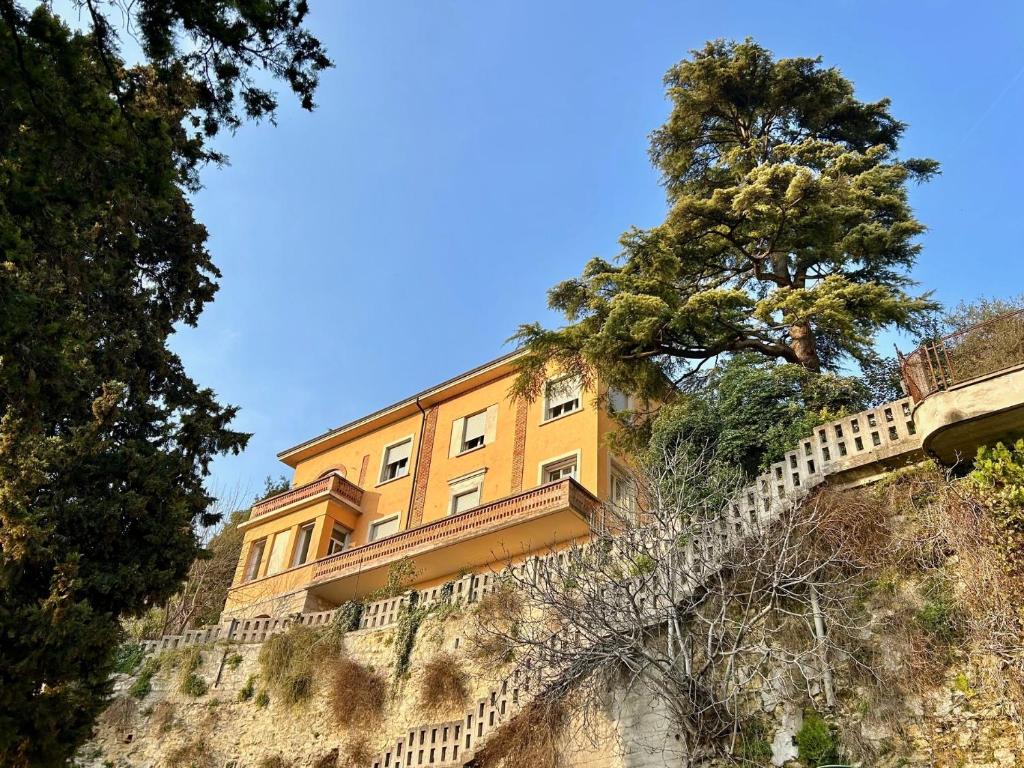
[222,353,637,619]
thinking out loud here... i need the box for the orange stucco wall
[225,361,636,615]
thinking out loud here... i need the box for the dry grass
[102,695,136,733]
[150,700,177,736]
[259,624,343,707]
[471,697,567,768]
[164,737,215,768]
[417,652,469,712]
[328,656,387,727]
[256,755,291,768]
[341,737,375,768]
[312,748,339,768]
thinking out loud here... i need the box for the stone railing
[140,398,921,659]
[312,478,597,582]
[250,471,363,522]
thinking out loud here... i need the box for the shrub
[129,656,161,699]
[328,657,387,727]
[113,642,146,674]
[238,675,257,702]
[164,737,215,768]
[226,652,244,670]
[256,755,291,768]
[796,710,841,767]
[255,690,270,708]
[417,652,469,712]
[258,623,347,707]
[341,738,374,768]
[469,585,524,665]
[471,697,567,768]
[180,672,208,697]
[735,718,773,763]
[916,576,964,645]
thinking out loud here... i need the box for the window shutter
[449,417,465,458]
[548,377,581,408]
[389,439,411,463]
[464,411,486,443]
[483,404,498,445]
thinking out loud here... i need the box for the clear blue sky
[171,1,1024,503]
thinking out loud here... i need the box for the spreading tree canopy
[513,39,938,401]
[0,3,329,764]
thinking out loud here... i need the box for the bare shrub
[471,697,567,768]
[341,737,374,768]
[469,584,524,665]
[312,748,339,768]
[417,652,469,712]
[102,695,136,733]
[150,701,177,736]
[329,657,387,727]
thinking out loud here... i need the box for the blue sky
[170,1,1024,503]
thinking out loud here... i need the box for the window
[611,471,635,513]
[266,530,291,575]
[327,523,351,555]
[544,377,581,421]
[542,456,578,483]
[243,538,266,582]
[451,487,481,515]
[608,388,630,413]
[461,411,486,452]
[290,522,315,567]
[369,515,400,542]
[380,439,412,483]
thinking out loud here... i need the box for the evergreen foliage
[0,3,329,763]
[512,39,937,404]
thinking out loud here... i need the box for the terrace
[307,478,600,604]
[900,308,1024,464]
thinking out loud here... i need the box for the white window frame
[378,436,414,484]
[610,468,636,515]
[290,522,316,568]
[327,522,351,555]
[369,514,400,542]
[243,537,267,582]
[447,468,486,516]
[607,388,632,414]
[543,376,582,422]
[451,486,482,515]
[460,410,487,453]
[538,450,581,485]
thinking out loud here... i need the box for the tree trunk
[788,322,821,371]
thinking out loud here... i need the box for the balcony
[309,478,599,604]
[900,309,1024,464]
[245,471,363,528]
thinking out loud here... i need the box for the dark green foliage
[647,354,869,475]
[180,672,208,698]
[394,598,425,680]
[238,675,257,703]
[0,3,328,764]
[113,643,146,675]
[258,476,292,502]
[129,657,161,700]
[796,710,841,767]
[513,38,936,404]
[915,577,964,644]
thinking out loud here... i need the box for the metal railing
[898,308,1024,402]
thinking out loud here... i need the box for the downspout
[406,395,427,529]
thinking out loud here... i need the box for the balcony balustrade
[249,470,363,522]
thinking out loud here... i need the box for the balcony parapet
[247,471,363,525]
[313,478,598,583]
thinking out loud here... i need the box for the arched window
[317,465,347,479]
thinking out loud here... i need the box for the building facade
[222,353,633,619]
